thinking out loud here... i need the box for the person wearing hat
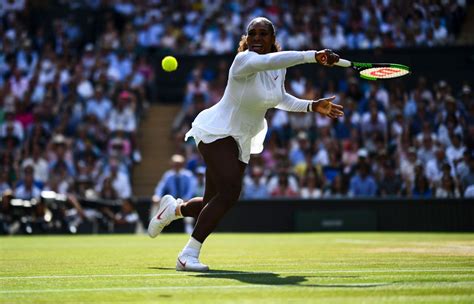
[108,91,137,133]
[151,154,197,221]
[49,134,75,178]
[107,91,142,163]
[289,131,310,167]
[148,17,343,272]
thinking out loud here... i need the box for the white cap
[357,148,368,158]
[171,154,185,163]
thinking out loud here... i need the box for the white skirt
[185,120,267,164]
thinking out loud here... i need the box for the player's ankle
[175,199,184,218]
[181,237,202,257]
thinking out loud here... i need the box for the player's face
[247,22,275,54]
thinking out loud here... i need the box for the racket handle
[334,59,351,68]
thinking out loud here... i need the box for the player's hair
[237,17,281,53]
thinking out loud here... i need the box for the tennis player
[148,17,344,271]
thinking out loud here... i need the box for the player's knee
[217,178,242,203]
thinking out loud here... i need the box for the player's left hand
[315,49,340,66]
[313,96,344,118]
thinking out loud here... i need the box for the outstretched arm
[231,51,316,77]
[231,49,339,77]
[276,72,344,118]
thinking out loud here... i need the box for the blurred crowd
[0,0,157,234]
[173,62,474,199]
[2,0,466,57]
[92,0,466,52]
[0,0,471,234]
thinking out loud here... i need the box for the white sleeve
[275,71,312,112]
[230,50,317,77]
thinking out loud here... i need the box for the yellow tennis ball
[162,56,178,72]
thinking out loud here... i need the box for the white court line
[0,268,473,280]
[3,281,474,294]
[0,283,388,294]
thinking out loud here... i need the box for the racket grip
[334,59,351,68]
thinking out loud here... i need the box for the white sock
[181,237,202,257]
[175,198,184,219]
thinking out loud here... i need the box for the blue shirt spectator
[349,164,377,197]
[86,87,112,121]
[154,155,197,201]
[14,165,42,200]
[243,166,269,199]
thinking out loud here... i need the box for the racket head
[357,63,410,80]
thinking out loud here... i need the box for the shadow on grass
[199,269,307,286]
[197,270,390,288]
[147,267,390,288]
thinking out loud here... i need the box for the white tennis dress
[185,50,317,163]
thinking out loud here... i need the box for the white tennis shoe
[176,254,209,272]
[148,195,181,238]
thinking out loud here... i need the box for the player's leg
[191,142,245,242]
[177,137,246,271]
[179,169,217,218]
[149,161,217,237]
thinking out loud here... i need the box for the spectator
[435,175,461,198]
[349,163,377,197]
[14,165,42,200]
[323,174,347,198]
[417,134,437,165]
[153,154,197,201]
[400,147,418,188]
[460,154,474,194]
[456,150,471,182]
[267,164,299,195]
[184,69,210,110]
[446,134,466,166]
[300,172,323,199]
[86,86,113,121]
[378,161,402,197]
[99,177,119,200]
[48,134,75,177]
[108,91,137,133]
[289,131,310,167]
[0,168,11,194]
[21,144,49,184]
[243,166,269,199]
[425,148,448,186]
[103,198,139,227]
[1,107,24,142]
[194,166,206,197]
[97,158,131,199]
[270,172,298,198]
[412,174,432,198]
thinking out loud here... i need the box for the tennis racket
[334,59,410,81]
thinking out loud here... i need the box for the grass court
[1,233,473,303]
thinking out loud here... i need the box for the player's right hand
[315,49,340,66]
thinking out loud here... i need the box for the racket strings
[360,67,409,79]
